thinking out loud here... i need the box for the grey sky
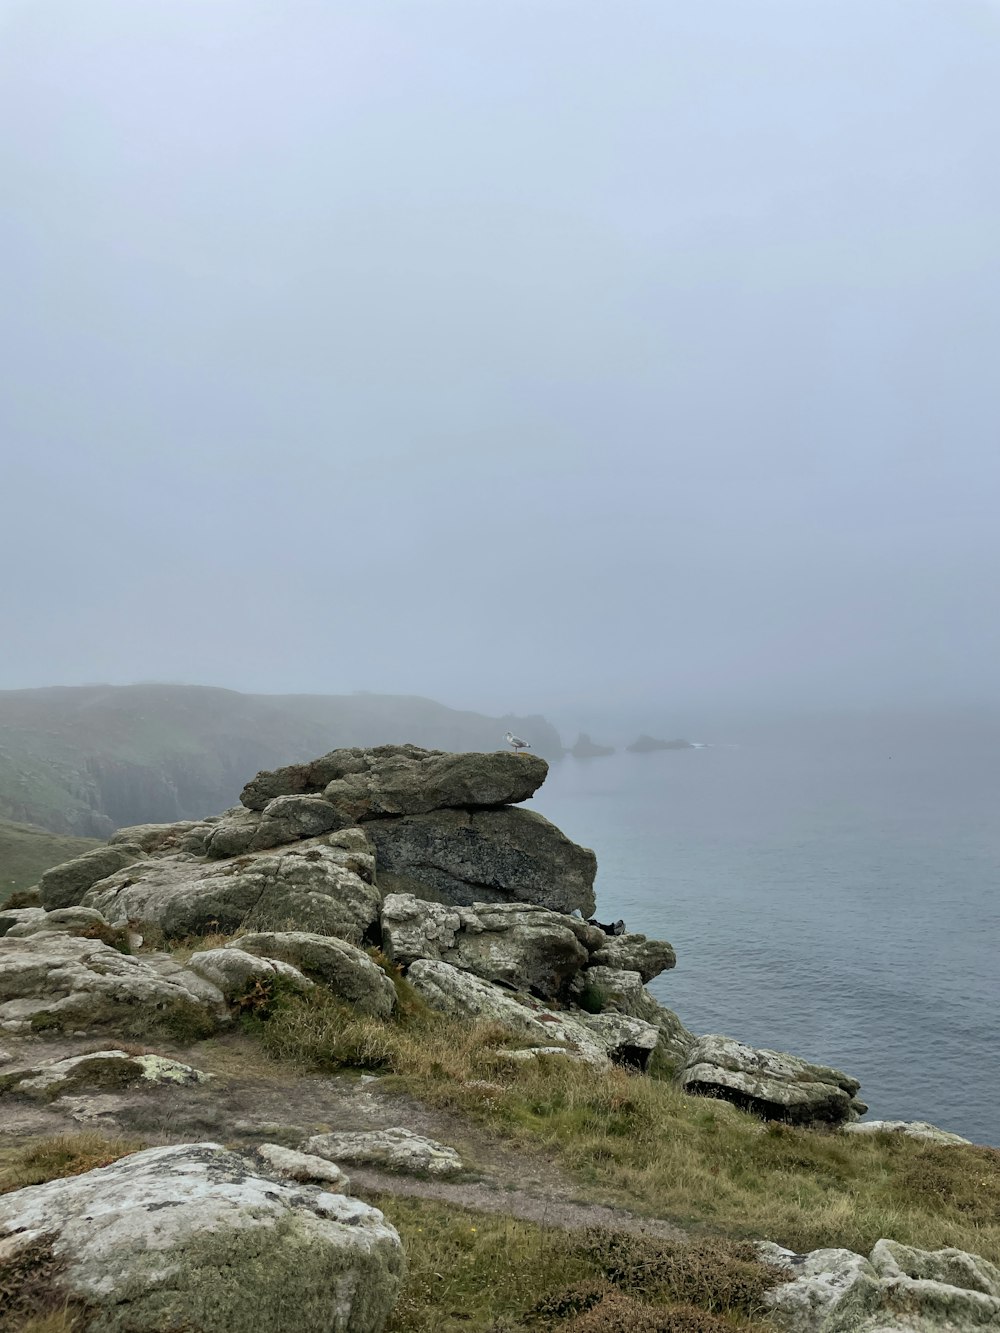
[2,0,998,721]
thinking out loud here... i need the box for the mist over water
[530,710,1000,1146]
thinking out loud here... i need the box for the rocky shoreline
[0,745,991,1331]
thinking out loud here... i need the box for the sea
[527,711,1000,1146]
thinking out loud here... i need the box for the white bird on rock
[505,731,531,754]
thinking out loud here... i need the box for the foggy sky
[2,0,999,722]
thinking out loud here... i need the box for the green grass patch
[0,820,100,903]
[366,1194,781,1332]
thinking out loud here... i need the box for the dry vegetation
[245,978,1000,1263]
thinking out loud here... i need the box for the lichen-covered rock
[764,1236,1000,1331]
[841,1120,972,1146]
[381,893,590,997]
[228,931,396,1018]
[83,839,381,944]
[0,933,226,1035]
[304,1128,464,1177]
[681,1035,865,1126]
[109,819,218,856]
[407,959,608,1063]
[367,807,597,915]
[1,1049,209,1098]
[38,843,147,910]
[255,1142,351,1190]
[578,966,695,1065]
[590,930,676,983]
[203,799,353,859]
[241,744,548,817]
[0,1142,404,1332]
[0,907,47,938]
[2,906,116,939]
[185,948,312,1003]
[573,1011,661,1070]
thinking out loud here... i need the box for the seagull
[505,730,531,754]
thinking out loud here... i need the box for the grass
[243,984,1000,1263]
[366,1195,782,1333]
[0,1134,144,1196]
[0,819,99,902]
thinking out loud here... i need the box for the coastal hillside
[0,818,100,901]
[0,684,563,836]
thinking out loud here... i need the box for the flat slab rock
[304,1128,464,1177]
[240,744,548,818]
[0,1049,208,1098]
[841,1119,972,1147]
[763,1236,1000,1332]
[681,1034,866,1127]
[0,1142,403,1332]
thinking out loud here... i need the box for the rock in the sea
[680,1035,865,1126]
[228,931,396,1018]
[367,808,597,915]
[0,933,226,1035]
[241,744,548,817]
[841,1119,973,1146]
[764,1236,1000,1332]
[0,1142,404,1332]
[381,893,593,997]
[83,839,381,944]
[304,1128,464,1177]
[38,843,147,910]
[589,930,676,983]
[1,1049,208,1098]
[569,733,614,758]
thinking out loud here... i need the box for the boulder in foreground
[0,1142,404,1333]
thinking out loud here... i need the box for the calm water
[528,714,1000,1145]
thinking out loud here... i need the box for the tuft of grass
[0,1230,85,1333]
[0,1134,143,1196]
[366,1195,778,1333]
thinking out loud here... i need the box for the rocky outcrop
[0,1142,404,1332]
[680,1035,867,1127]
[38,843,147,910]
[0,1049,208,1098]
[241,745,548,816]
[368,808,597,915]
[406,958,659,1068]
[381,893,600,998]
[228,931,396,1018]
[0,905,113,940]
[841,1119,972,1146]
[304,1128,464,1177]
[83,837,381,944]
[185,947,314,1003]
[0,932,227,1035]
[626,735,694,752]
[589,930,676,982]
[763,1236,1000,1332]
[569,733,614,758]
[577,966,695,1065]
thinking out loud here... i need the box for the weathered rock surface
[241,745,548,817]
[381,893,594,997]
[255,1142,351,1190]
[2,906,117,939]
[38,843,147,910]
[841,1119,972,1147]
[368,808,597,915]
[109,819,218,856]
[83,839,381,944]
[0,933,226,1034]
[304,1128,464,1177]
[1,1049,208,1098]
[764,1236,1000,1332]
[406,958,658,1067]
[577,966,695,1065]
[681,1035,865,1126]
[203,798,353,859]
[590,930,677,983]
[185,947,313,1003]
[0,1142,404,1332]
[228,931,396,1018]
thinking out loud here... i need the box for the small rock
[303,1127,464,1177]
[256,1142,351,1190]
[842,1119,972,1146]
